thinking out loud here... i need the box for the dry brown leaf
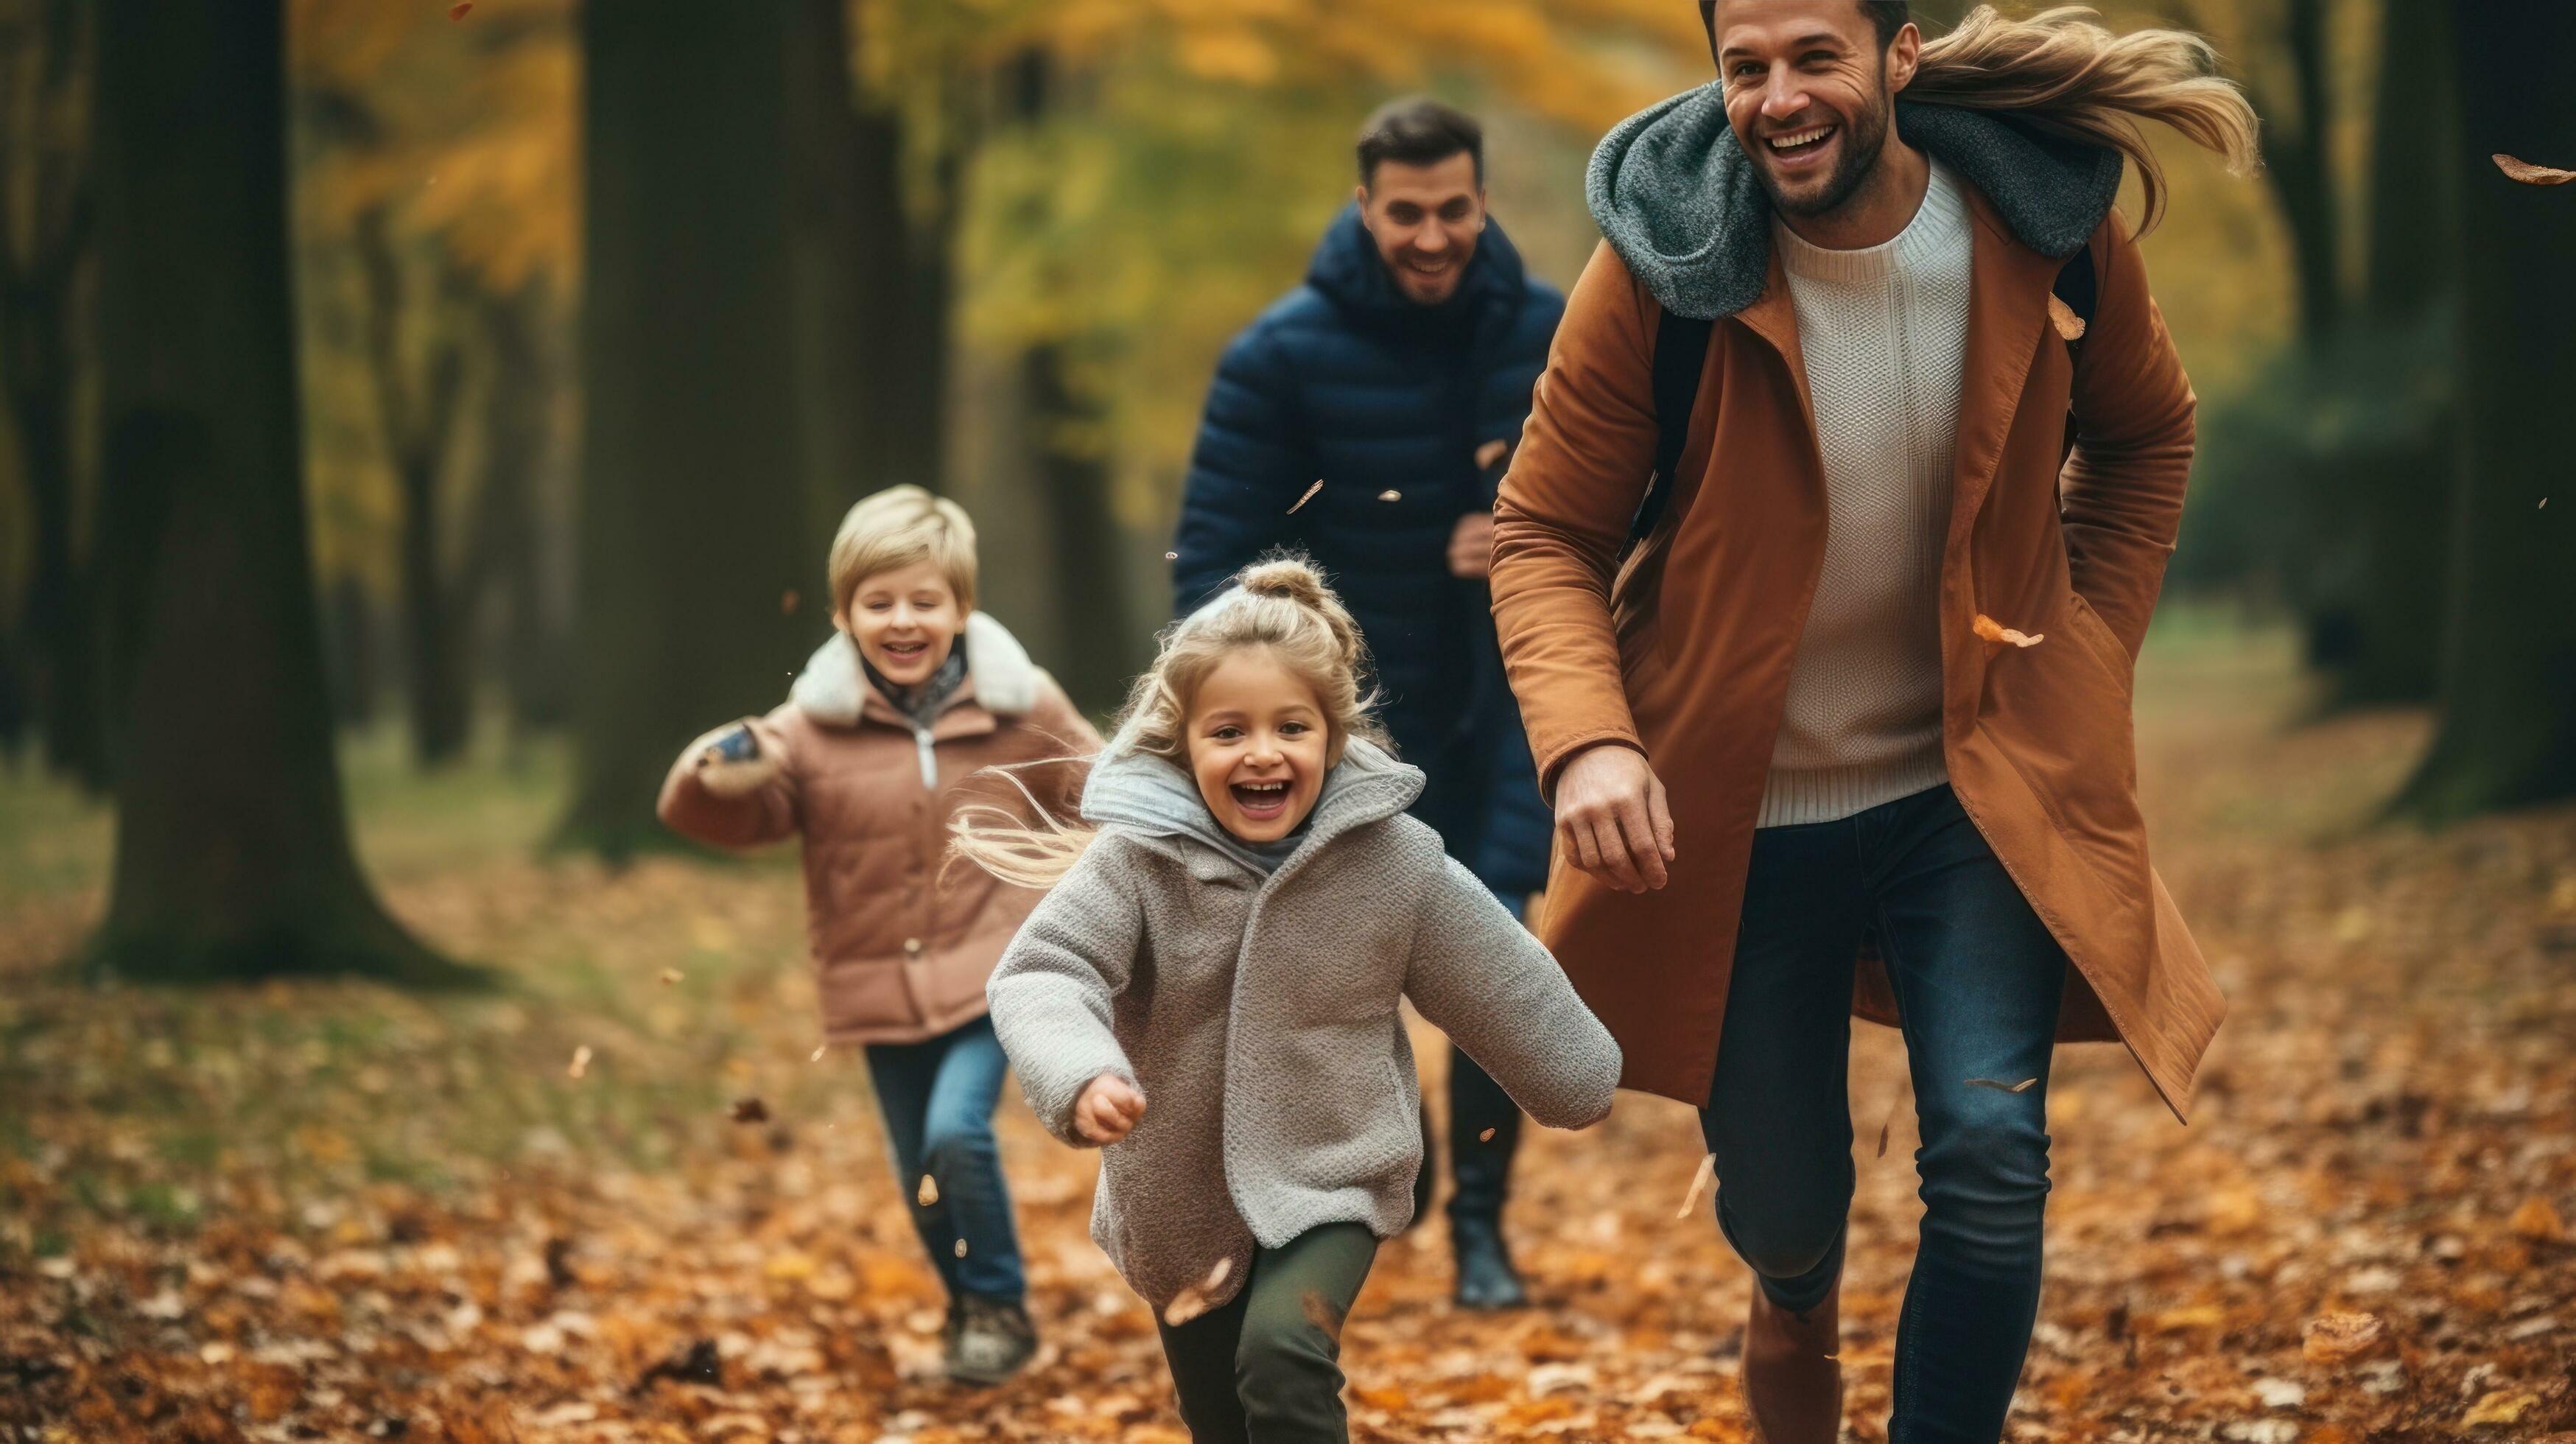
[2046,292,2088,341]
[2507,1196,2567,1243]
[2463,1389,2539,1428]
[1161,1256,1235,1326]
[1475,439,1510,470]
[1287,480,1323,514]
[1972,613,2046,656]
[2494,153,2576,186]
[808,1043,826,1062]
[657,968,681,986]
[952,1238,968,1258]
[916,1174,939,1208]
[1165,550,1179,560]
[729,1097,768,1124]
[1478,1127,1496,1143]
[566,1045,592,1080]
[1965,1076,2040,1093]
[1378,489,1402,502]
[779,589,800,615]
[447,1,473,18]
[1674,1152,1715,1221]
[2302,1311,2391,1367]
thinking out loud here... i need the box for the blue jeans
[1699,784,2066,1444]
[865,1015,1025,1302]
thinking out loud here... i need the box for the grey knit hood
[1587,88,2124,320]
[1078,735,1425,879]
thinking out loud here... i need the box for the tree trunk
[2253,0,2342,346]
[847,85,956,504]
[561,0,814,857]
[470,281,566,735]
[86,0,469,984]
[1025,342,1139,712]
[354,207,473,767]
[0,0,108,788]
[2363,0,2454,319]
[2394,3,2576,818]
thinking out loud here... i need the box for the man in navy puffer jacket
[1170,97,1565,1310]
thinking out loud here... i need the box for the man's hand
[1554,743,1676,893]
[1073,1074,1146,1145]
[1447,511,1497,579]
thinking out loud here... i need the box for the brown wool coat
[1491,194,2224,1120]
[658,612,1102,1045]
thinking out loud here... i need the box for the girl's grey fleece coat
[985,737,1621,1314]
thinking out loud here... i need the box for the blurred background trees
[0,0,2569,977]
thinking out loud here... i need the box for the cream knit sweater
[1759,162,1973,828]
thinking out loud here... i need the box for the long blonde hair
[1904,5,2261,234]
[949,555,1388,890]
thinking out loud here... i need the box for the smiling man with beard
[1170,97,1565,1312]
[1489,3,2260,1440]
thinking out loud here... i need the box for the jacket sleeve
[1171,323,1305,617]
[1489,242,1666,799]
[2060,213,2195,659]
[1402,855,1621,1129]
[986,840,1145,1148]
[656,710,800,847]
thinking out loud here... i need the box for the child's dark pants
[1155,1223,1378,1443]
[863,1015,1025,1302]
[1700,784,2068,1444]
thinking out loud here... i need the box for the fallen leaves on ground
[1,635,2572,1441]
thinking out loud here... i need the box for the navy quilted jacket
[1170,206,1563,894]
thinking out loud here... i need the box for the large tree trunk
[786,0,877,550]
[86,0,468,984]
[469,281,566,736]
[2363,0,2454,320]
[2393,4,2576,819]
[561,0,814,857]
[846,62,956,505]
[1024,342,1139,712]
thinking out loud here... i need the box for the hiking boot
[1743,1274,1842,1444]
[1450,1216,1529,1311]
[946,1294,1036,1387]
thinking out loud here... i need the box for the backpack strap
[1627,310,1713,553]
[1628,246,2099,552]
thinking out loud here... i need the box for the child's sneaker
[946,1296,1036,1386]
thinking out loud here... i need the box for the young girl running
[659,486,1100,1385]
[958,557,1619,1442]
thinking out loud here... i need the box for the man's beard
[1757,86,1893,220]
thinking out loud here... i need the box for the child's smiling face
[1185,648,1330,843]
[840,558,964,690]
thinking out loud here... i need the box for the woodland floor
[1,616,2572,1443]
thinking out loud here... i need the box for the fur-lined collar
[1587,91,2124,320]
[788,611,1042,727]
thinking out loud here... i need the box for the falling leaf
[1165,551,1179,561]
[657,968,681,986]
[2046,292,2088,340]
[1475,439,1510,471]
[916,1175,939,1208]
[1299,1288,1345,1342]
[566,1045,592,1080]
[1161,1256,1235,1326]
[1875,1072,1912,1159]
[1972,613,2046,656]
[780,589,800,615]
[953,1238,969,1258]
[1378,489,1402,502]
[2507,1196,2567,1243]
[2301,1311,2390,1367]
[1965,1077,2040,1093]
[447,1,473,18]
[2493,153,2576,186]
[1674,1152,1715,1221]
[1287,480,1323,514]
[1478,1127,1496,1143]
[729,1097,768,1124]
[809,1044,826,1062]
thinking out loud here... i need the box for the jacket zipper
[913,725,937,790]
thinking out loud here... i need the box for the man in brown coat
[1489,3,2256,1440]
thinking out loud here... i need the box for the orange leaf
[1674,1152,1714,1220]
[2301,1311,2390,1366]
[2494,153,2576,186]
[2046,292,2087,340]
[448,1,473,18]
[1972,613,2046,656]
[2507,1196,2566,1243]
[1287,480,1323,514]
[1161,1256,1235,1326]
